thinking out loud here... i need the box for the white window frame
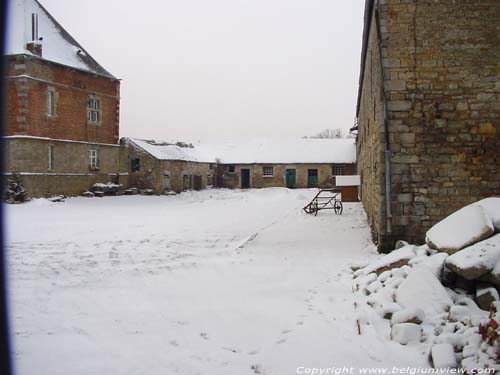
[263,166,274,177]
[87,96,101,125]
[89,149,99,169]
[47,145,54,171]
[47,89,55,117]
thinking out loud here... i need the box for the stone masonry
[356,0,500,251]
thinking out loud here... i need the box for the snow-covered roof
[130,138,216,163]
[129,138,356,164]
[5,0,115,79]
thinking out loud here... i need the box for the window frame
[47,145,54,171]
[87,96,102,125]
[89,149,99,169]
[332,165,345,176]
[131,158,141,172]
[47,89,56,117]
[262,166,274,177]
[228,165,235,173]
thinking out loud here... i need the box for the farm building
[212,139,356,189]
[125,138,356,193]
[355,0,500,251]
[124,138,215,193]
[3,0,127,196]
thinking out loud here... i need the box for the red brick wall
[5,54,120,144]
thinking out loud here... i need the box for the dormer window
[87,96,101,124]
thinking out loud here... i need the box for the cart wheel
[334,200,343,215]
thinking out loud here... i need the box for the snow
[391,308,425,326]
[390,323,422,345]
[426,205,495,253]
[474,197,500,231]
[336,175,361,186]
[5,188,428,374]
[431,344,457,369]
[360,245,416,276]
[395,268,453,318]
[446,234,500,280]
[5,0,113,77]
[129,137,356,164]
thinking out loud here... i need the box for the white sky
[38,0,365,142]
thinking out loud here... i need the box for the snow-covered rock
[431,344,457,369]
[409,252,448,277]
[362,245,416,275]
[426,205,494,254]
[390,308,425,326]
[390,323,422,345]
[446,234,500,280]
[474,197,500,231]
[395,268,453,318]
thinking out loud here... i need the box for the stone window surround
[46,86,57,117]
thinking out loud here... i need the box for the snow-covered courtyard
[6,188,428,375]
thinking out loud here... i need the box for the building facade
[217,163,355,189]
[355,0,500,251]
[125,138,212,193]
[126,138,357,193]
[4,0,127,197]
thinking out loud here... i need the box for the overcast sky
[38,0,365,142]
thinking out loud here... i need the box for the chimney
[26,13,42,57]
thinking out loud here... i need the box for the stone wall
[5,54,120,144]
[126,141,211,193]
[357,0,500,251]
[3,137,128,196]
[218,163,356,189]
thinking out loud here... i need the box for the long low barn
[125,138,356,193]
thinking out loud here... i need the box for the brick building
[355,0,500,251]
[3,0,127,196]
[126,138,356,193]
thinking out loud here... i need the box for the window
[228,165,235,173]
[131,158,140,172]
[263,166,274,177]
[332,165,345,176]
[47,145,54,170]
[47,89,56,116]
[209,163,214,171]
[87,96,101,124]
[89,149,99,169]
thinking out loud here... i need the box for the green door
[286,169,296,188]
[307,169,318,187]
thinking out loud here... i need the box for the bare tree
[304,128,345,139]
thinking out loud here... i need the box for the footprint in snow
[200,332,209,340]
[276,338,287,344]
[222,347,241,354]
[169,340,179,347]
[281,329,292,334]
[250,364,266,374]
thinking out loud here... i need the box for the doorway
[193,175,202,191]
[241,168,251,188]
[307,169,318,187]
[285,169,296,188]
